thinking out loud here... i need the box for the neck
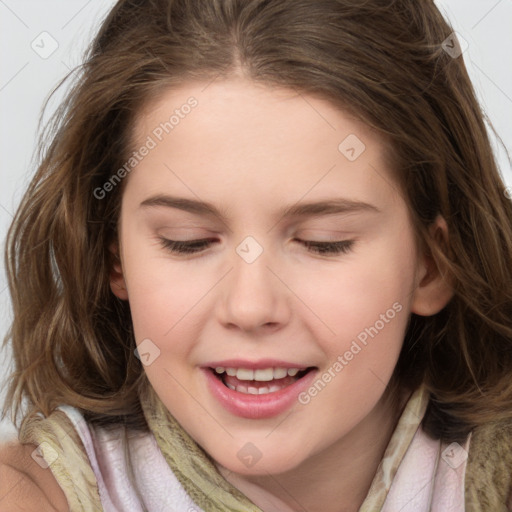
[216,386,412,512]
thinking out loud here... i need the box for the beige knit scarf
[17,382,512,511]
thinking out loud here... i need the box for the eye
[158,237,355,256]
[296,239,355,255]
[158,237,216,254]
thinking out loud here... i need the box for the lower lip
[202,368,318,419]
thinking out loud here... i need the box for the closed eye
[159,238,214,254]
[299,239,354,255]
[158,237,355,256]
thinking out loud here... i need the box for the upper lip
[202,359,313,370]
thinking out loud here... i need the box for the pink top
[55,395,470,512]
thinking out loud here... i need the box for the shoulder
[13,406,103,511]
[0,440,69,511]
[465,416,512,511]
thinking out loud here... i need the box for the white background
[1,0,511,440]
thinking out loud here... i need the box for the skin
[110,76,453,512]
[0,441,69,512]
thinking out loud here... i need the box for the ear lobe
[108,241,129,300]
[410,215,454,316]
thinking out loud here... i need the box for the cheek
[120,236,206,351]
[302,248,414,341]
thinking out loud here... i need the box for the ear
[410,215,454,316]
[108,240,129,300]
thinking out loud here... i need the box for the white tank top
[55,400,469,512]
[56,404,202,512]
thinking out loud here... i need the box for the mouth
[209,366,316,395]
[202,361,319,419]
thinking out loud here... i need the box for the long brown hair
[2,0,512,444]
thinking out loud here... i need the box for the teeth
[214,366,304,380]
[273,367,288,379]
[223,381,296,395]
[254,368,273,381]
[236,368,254,380]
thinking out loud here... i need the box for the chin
[212,450,304,477]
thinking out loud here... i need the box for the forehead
[132,77,387,152]
[126,77,403,216]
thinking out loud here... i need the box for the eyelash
[158,237,355,256]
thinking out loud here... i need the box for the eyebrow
[139,194,380,222]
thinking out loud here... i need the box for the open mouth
[210,366,316,395]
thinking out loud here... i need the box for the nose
[217,239,291,334]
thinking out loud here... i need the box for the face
[111,77,443,476]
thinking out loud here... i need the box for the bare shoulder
[0,440,69,512]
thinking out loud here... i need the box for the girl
[1,0,512,510]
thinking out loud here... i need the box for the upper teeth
[214,367,301,381]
